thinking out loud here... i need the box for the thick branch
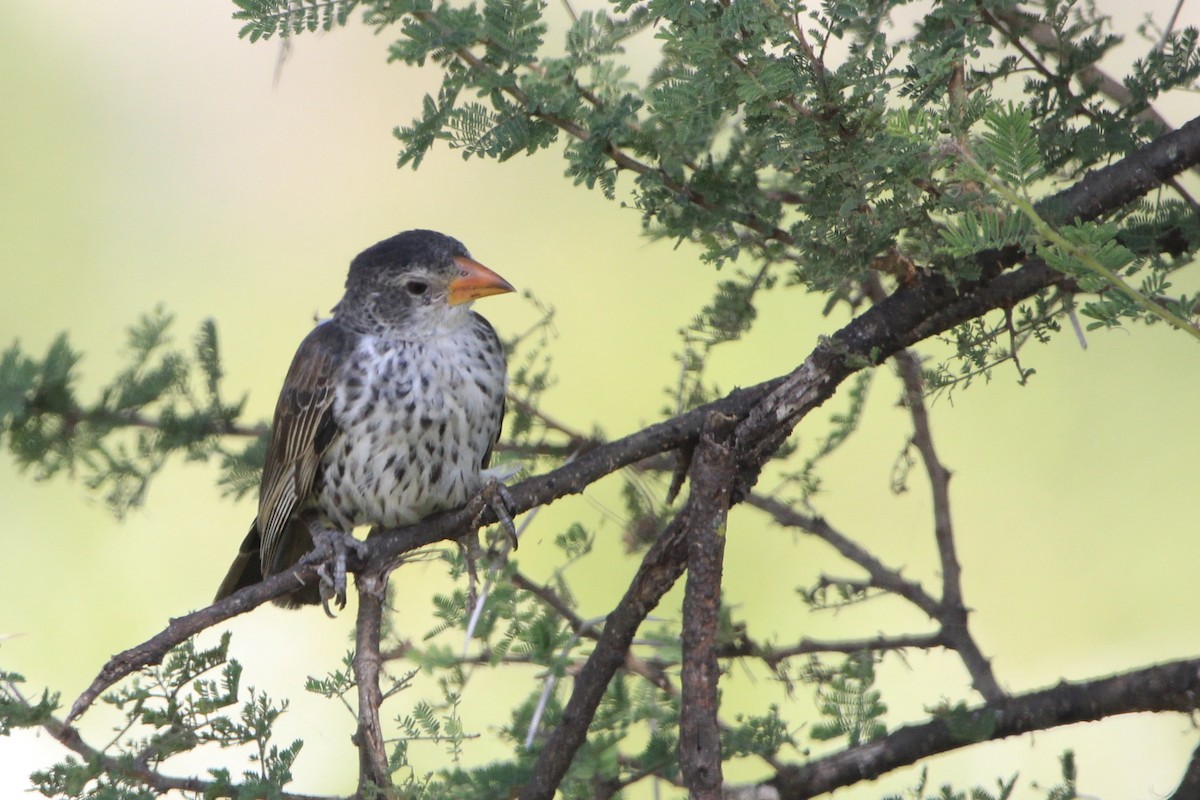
[1168,741,1200,800]
[679,415,737,799]
[68,382,777,722]
[763,658,1200,798]
[517,517,691,799]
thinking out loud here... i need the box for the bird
[214,229,514,610]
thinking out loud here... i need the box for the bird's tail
[213,522,264,603]
[213,518,323,608]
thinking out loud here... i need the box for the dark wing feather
[473,311,505,471]
[213,322,349,603]
[481,397,504,470]
[256,321,351,576]
[213,521,265,602]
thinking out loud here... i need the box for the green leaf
[232,0,360,42]
[976,104,1045,189]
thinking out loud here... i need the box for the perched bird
[214,229,514,609]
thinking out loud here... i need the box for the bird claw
[451,478,516,622]
[470,477,519,552]
[303,527,368,617]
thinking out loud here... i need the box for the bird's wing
[472,311,505,471]
[484,396,504,469]
[257,321,350,575]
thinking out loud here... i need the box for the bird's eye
[405,280,429,296]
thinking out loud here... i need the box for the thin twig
[717,631,945,665]
[63,406,266,439]
[511,572,590,635]
[892,348,1003,702]
[894,354,961,606]
[462,498,543,653]
[522,613,608,749]
[745,492,941,617]
[984,6,1200,195]
[1157,0,1187,51]
[506,393,596,449]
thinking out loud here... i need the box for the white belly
[314,323,504,531]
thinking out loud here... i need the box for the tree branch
[983,1,1198,212]
[744,493,941,617]
[63,407,266,440]
[761,657,1200,798]
[717,631,945,666]
[517,514,689,800]
[67,557,325,723]
[679,414,737,799]
[353,569,393,797]
[1168,740,1200,800]
[4,678,331,800]
[509,571,591,637]
[892,347,1001,702]
[985,7,1187,138]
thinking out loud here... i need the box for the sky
[2,1,1200,798]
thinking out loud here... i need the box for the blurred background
[2,1,1199,797]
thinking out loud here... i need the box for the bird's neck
[331,303,474,342]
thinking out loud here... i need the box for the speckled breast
[313,313,506,531]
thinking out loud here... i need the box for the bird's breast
[314,321,506,530]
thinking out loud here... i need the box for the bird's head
[335,229,514,337]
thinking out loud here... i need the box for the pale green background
[2,1,1199,797]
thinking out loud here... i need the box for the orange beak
[448,256,516,306]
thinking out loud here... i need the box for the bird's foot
[458,478,518,617]
[305,528,368,617]
[468,477,519,553]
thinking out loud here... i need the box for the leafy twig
[961,144,1200,340]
